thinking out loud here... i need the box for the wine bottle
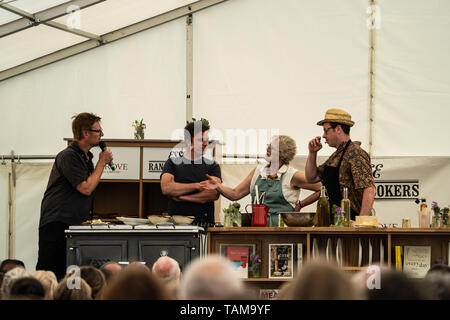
[341,187,351,227]
[316,186,330,227]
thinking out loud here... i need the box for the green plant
[187,117,209,127]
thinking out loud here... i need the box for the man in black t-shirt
[161,120,221,225]
[36,113,113,279]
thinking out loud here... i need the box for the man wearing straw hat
[305,108,376,223]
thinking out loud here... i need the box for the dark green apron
[251,172,293,227]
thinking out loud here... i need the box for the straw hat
[316,108,355,127]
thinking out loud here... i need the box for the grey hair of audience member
[0,267,30,298]
[178,255,244,300]
[152,256,181,284]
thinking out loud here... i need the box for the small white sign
[91,146,140,180]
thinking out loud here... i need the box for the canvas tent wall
[0,0,449,271]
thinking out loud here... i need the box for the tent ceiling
[0,0,223,79]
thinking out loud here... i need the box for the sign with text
[142,146,216,180]
[91,146,140,180]
[142,147,182,180]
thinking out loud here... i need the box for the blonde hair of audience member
[102,262,173,300]
[277,260,358,300]
[178,255,245,300]
[80,266,106,299]
[0,267,30,299]
[53,274,92,300]
[152,256,181,294]
[33,270,58,300]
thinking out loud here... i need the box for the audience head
[0,259,25,273]
[0,267,30,299]
[102,262,173,300]
[425,265,450,300]
[278,261,357,300]
[53,273,92,300]
[9,277,45,300]
[80,265,106,299]
[33,270,58,300]
[366,269,431,300]
[100,261,122,284]
[178,255,244,300]
[152,256,181,287]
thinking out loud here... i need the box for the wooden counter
[208,227,450,290]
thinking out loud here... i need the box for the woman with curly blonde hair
[201,135,321,226]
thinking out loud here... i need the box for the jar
[432,213,442,228]
[334,213,344,227]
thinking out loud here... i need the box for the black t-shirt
[39,142,95,228]
[161,157,222,223]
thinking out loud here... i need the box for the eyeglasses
[323,126,334,134]
[88,129,103,134]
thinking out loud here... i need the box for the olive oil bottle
[341,187,351,227]
[316,186,330,227]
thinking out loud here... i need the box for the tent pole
[368,0,378,157]
[186,14,194,122]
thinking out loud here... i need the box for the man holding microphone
[36,112,113,279]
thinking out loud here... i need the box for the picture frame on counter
[218,241,261,279]
[269,244,294,279]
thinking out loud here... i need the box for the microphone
[98,141,116,171]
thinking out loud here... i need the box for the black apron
[322,140,357,222]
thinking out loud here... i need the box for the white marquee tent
[0,0,449,271]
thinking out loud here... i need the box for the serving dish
[116,216,149,226]
[279,212,315,227]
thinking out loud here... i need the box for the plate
[326,238,332,262]
[312,239,319,260]
[116,216,149,226]
[358,239,362,267]
[336,238,343,267]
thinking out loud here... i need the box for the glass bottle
[316,186,330,227]
[341,187,351,227]
[420,198,427,212]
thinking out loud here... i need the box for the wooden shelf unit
[208,227,450,290]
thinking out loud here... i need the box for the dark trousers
[36,222,69,281]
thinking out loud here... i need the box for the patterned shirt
[317,140,375,214]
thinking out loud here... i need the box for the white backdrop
[194,0,371,157]
[0,0,450,267]
[375,0,450,156]
[0,18,186,156]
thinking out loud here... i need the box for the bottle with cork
[341,187,351,227]
[316,186,330,227]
